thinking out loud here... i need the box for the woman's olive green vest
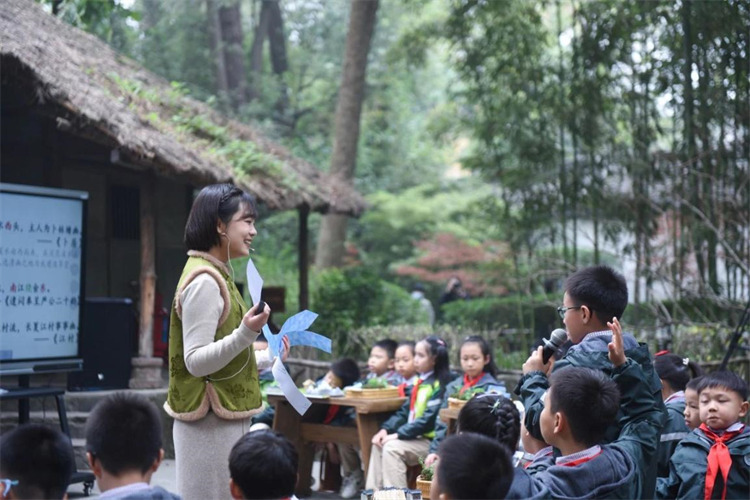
[164,253,262,421]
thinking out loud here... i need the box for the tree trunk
[267,0,289,113]
[248,0,271,101]
[219,1,248,108]
[206,0,229,103]
[315,0,379,269]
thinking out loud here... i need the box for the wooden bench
[268,393,405,497]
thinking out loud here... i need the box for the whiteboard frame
[0,183,88,375]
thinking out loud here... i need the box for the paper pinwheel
[245,257,331,414]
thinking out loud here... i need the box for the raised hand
[607,317,626,367]
[280,335,290,361]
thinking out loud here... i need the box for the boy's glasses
[1,479,18,496]
[557,306,581,320]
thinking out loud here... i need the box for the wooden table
[439,406,460,435]
[268,393,405,496]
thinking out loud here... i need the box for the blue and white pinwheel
[246,258,331,415]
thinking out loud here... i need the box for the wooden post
[129,178,163,388]
[298,205,309,310]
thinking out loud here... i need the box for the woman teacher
[164,184,288,500]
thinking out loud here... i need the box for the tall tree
[315,0,379,269]
[218,1,249,108]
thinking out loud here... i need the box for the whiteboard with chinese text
[0,183,87,370]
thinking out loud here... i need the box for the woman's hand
[242,302,270,331]
[372,429,388,447]
[424,453,439,467]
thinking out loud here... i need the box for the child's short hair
[331,357,361,388]
[184,183,257,251]
[696,371,748,400]
[397,340,415,353]
[548,367,620,447]
[459,335,499,377]
[685,375,704,392]
[0,424,75,500]
[457,393,520,450]
[85,392,162,475]
[229,430,298,499]
[436,432,514,499]
[564,265,628,324]
[373,338,398,359]
[654,352,703,391]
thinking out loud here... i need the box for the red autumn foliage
[395,233,509,296]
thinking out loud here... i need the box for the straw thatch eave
[0,0,365,216]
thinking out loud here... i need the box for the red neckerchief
[409,378,423,412]
[556,445,602,467]
[459,373,482,396]
[700,423,745,500]
[398,382,407,397]
[323,405,340,425]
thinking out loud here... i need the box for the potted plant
[416,457,434,499]
[447,386,486,409]
[345,377,400,398]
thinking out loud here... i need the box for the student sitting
[425,335,508,466]
[228,430,298,500]
[362,339,403,387]
[657,370,749,500]
[654,351,703,477]
[85,392,180,500]
[511,318,664,499]
[430,433,514,500]
[0,424,75,500]
[394,341,417,397]
[366,336,451,490]
[517,265,665,497]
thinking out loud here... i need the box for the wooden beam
[138,178,156,358]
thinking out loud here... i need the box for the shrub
[311,267,427,358]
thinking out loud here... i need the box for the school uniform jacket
[509,359,664,500]
[427,371,508,454]
[380,373,444,440]
[656,426,750,500]
[656,398,689,478]
[517,331,667,498]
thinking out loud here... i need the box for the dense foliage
[39,0,750,363]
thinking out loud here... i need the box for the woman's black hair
[421,335,452,388]
[456,393,520,450]
[184,183,257,251]
[460,335,499,378]
[654,352,704,392]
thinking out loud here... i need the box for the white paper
[272,357,311,415]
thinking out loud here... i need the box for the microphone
[542,328,568,364]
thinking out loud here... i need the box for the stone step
[71,437,92,471]
[0,388,168,413]
[1,410,90,439]
[0,388,175,459]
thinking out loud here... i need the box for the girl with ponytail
[425,335,508,466]
[654,351,704,477]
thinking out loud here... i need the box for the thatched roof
[0,0,365,215]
